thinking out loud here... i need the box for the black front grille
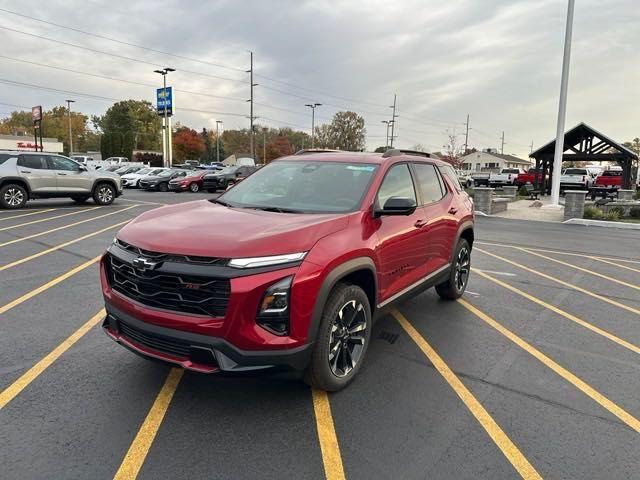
[119,321,191,358]
[106,253,231,317]
[115,239,227,266]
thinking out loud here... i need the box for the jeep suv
[100,151,474,391]
[0,151,123,209]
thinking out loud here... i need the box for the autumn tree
[314,111,366,151]
[264,135,293,162]
[440,131,464,168]
[221,129,251,157]
[94,100,160,152]
[172,127,205,162]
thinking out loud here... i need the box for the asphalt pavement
[1,190,639,479]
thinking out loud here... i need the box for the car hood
[117,200,349,258]
[122,173,146,180]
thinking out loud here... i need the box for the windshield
[134,168,151,175]
[158,170,176,177]
[219,161,378,213]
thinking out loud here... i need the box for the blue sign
[156,87,173,116]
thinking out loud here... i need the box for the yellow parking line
[0,309,104,410]
[517,247,640,292]
[312,388,346,480]
[476,241,640,266]
[0,205,138,248]
[472,269,640,355]
[458,299,640,432]
[391,309,542,479]
[0,255,101,315]
[113,368,183,480]
[476,247,640,317]
[0,206,100,232]
[118,198,167,206]
[0,220,129,271]
[0,208,55,221]
[591,257,640,275]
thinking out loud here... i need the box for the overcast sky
[0,0,638,157]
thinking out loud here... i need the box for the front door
[17,154,57,194]
[47,155,93,194]
[373,163,429,303]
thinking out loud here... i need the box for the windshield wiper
[211,198,231,207]
[250,206,303,214]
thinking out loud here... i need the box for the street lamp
[262,127,268,163]
[305,103,321,148]
[215,120,223,163]
[65,99,75,155]
[154,67,175,167]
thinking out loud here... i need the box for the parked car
[138,169,189,191]
[0,150,122,208]
[121,168,168,188]
[168,170,208,192]
[104,157,129,164]
[71,155,94,164]
[560,168,594,191]
[455,170,473,188]
[113,165,144,176]
[184,160,200,167]
[515,168,546,187]
[489,168,524,187]
[471,171,490,187]
[594,170,622,189]
[202,165,259,192]
[100,151,474,391]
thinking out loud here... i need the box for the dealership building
[0,134,64,153]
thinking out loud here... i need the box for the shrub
[608,206,625,218]
[518,185,529,197]
[634,190,640,200]
[583,206,603,219]
[604,210,620,221]
[630,207,640,219]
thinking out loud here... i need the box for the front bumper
[138,182,159,190]
[103,304,312,373]
[168,183,188,191]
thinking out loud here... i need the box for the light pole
[381,120,390,148]
[65,99,75,156]
[154,67,175,167]
[389,94,398,148]
[549,0,575,206]
[305,103,321,148]
[215,120,223,163]
[262,127,268,163]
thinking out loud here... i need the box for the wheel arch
[0,177,31,197]
[92,178,118,194]
[450,222,474,263]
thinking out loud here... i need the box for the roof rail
[294,148,343,155]
[381,149,435,158]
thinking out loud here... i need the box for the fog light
[257,276,292,335]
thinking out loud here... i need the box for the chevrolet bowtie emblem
[132,257,160,271]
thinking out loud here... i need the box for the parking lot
[1,190,639,480]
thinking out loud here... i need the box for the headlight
[257,276,292,335]
[229,252,306,269]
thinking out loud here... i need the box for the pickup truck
[559,168,594,191]
[593,170,622,189]
[489,168,524,187]
[471,172,490,187]
[515,168,545,187]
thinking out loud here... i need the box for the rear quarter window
[0,153,13,165]
[438,164,462,192]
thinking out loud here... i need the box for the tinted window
[0,153,12,165]
[413,163,444,204]
[564,168,587,175]
[18,155,48,170]
[439,164,462,192]
[376,164,416,208]
[49,156,79,171]
[503,168,520,174]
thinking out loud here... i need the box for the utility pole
[550,0,575,207]
[215,120,223,163]
[305,103,321,148]
[262,127,267,162]
[381,120,390,148]
[500,131,505,154]
[464,114,470,155]
[246,51,258,160]
[389,94,398,148]
[154,67,175,167]
[65,99,75,156]
[530,140,534,154]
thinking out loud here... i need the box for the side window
[413,163,445,204]
[48,156,79,171]
[18,155,48,170]
[376,164,416,208]
[438,165,462,192]
[0,153,12,165]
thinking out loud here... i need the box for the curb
[563,218,640,230]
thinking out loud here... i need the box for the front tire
[93,183,115,205]
[436,238,471,300]
[189,182,199,192]
[0,184,28,209]
[158,182,168,192]
[304,283,372,392]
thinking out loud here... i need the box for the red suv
[101,151,474,391]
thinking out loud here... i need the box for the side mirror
[78,164,87,172]
[374,196,417,217]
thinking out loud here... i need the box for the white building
[0,134,64,153]
[460,148,532,172]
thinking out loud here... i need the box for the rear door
[47,155,93,194]
[17,154,57,193]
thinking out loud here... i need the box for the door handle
[57,173,68,176]
[448,207,458,215]
[414,219,428,228]
[19,170,31,173]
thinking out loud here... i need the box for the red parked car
[594,170,622,189]
[100,151,474,391]
[168,170,208,193]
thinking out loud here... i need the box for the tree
[623,138,640,181]
[221,129,251,156]
[93,100,160,152]
[411,143,427,152]
[172,127,205,162]
[264,135,293,162]
[440,131,464,168]
[0,111,33,135]
[314,111,366,151]
[374,146,387,153]
[200,128,215,163]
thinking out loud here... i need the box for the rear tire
[0,184,28,209]
[189,182,199,192]
[93,183,115,206]
[436,238,471,300]
[304,283,371,392]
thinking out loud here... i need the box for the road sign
[156,87,173,116]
